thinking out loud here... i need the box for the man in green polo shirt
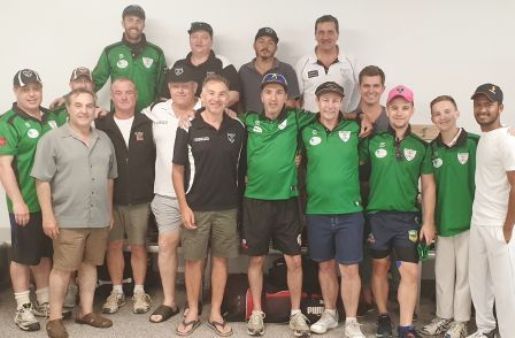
[302,82,365,337]
[92,5,167,112]
[0,69,65,331]
[360,85,436,338]
[420,96,477,338]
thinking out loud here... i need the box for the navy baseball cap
[188,22,213,36]
[13,69,42,87]
[471,83,503,104]
[122,5,145,20]
[261,73,288,90]
[255,27,279,43]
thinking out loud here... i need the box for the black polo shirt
[172,111,246,211]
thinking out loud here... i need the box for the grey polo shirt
[238,58,300,113]
[31,123,118,229]
[353,106,389,133]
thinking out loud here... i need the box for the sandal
[207,319,233,337]
[149,304,180,323]
[75,312,113,328]
[176,318,201,337]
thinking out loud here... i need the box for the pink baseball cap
[387,85,414,104]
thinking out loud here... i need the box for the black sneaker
[376,314,393,338]
[398,326,420,338]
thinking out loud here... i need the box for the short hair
[202,73,229,89]
[315,15,339,33]
[359,65,385,85]
[111,77,137,92]
[430,95,458,111]
[65,88,96,108]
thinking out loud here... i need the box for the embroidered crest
[227,132,236,143]
[432,158,443,168]
[253,125,262,133]
[27,128,39,139]
[338,130,351,142]
[134,131,144,141]
[117,59,129,69]
[457,152,469,165]
[403,148,417,161]
[309,136,322,146]
[142,57,154,69]
[408,230,418,243]
[174,67,184,76]
[375,148,387,158]
[278,119,288,130]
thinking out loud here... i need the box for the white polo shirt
[143,99,201,197]
[472,127,515,226]
[296,49,360,113]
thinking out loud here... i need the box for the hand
[43,216,60,240]
[294,154,302,167]
[108,215,114,231]
[503,225,513,244]
[179,114,193,129]
[49,96,65,110]
[224,108,238,119]
[359,115,373,138]
[95,107,109,118]
[180,205,197,230]
[12,201,30,226]
[419,223,436,244]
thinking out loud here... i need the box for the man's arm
[107,178,114,230]
[420,174,436,244]
[91,49,111,92]
[35,180,59,239]
[502,171,515,243]
[227,91,240,107]
[0,155,29,226]
[172,164,196,229]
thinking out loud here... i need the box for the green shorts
[180,208,239,261]
[109,203,150,245]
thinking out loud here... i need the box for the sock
[112,284,123,294]
[14,290,31,310]
[325,309,337,317]
[133,284,144,294]
[291,309,301,316]
[35,287,49,305]
[398,325,414,333]
[346,316,357,324]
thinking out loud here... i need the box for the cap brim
[261,81,287,89]
[471,91,494,101]
[316,89,344,97]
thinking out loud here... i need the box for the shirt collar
[435,128,468,148]
[387,124,412,140]
[12,102,48,122]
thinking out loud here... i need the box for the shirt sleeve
[501,131,515,171]
[223,64,241,93]
[107,138,118,179]
[296,109,317,128]
[284,64,300,99]
[359,137,370,163]
[0,120,19,156]
[344,56,361,112]
[295,56,308,95]
[92,48,111,92]
[155,50,168,101]
[30,133,56,181]
[172,127,189,166]
[421,144,434,175]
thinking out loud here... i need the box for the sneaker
[444,321,468,338]
[345,320,365,338]
[289,312,310,337]
[466,330,497,338]
[376,314,393,338]
[399,326,421,338]
[14,303,40,331]
[132,291,151,314]
[102,291,126,314]
[32,302,72,319]
[310,310,338,334]
[63,284,78,309]
[247,310,265,336]
[420,317,452,336]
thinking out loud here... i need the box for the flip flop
[149,304,179,323]
[207,320,233,337]
[176,319,201,337]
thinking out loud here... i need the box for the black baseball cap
[69,67,92,82]
[122,5,145,20]
[167,65,195,83]
[471,83,503,104]
[315,81,345,97]
[261,73,288,90]
[188,22,213,36]
[255,27,279,44]
[13,69,42,87]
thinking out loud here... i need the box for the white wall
[1,0,514,240]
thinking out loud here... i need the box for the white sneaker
[310,310,338,334]
[102,291,126,314]
[420,317,452,335]
[132,291,152,314]
[289,312,310,337]
[345,320,365,338]
[445,321,467,338]
[466,330,497,338]
[14,303,40,331]
[247,310,265,336]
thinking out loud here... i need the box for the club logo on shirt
[338,131,351,142]
[118,54,124,59]
[134,131,144,141]
[27,128,39,139]
[252,125,263,133]
[142,57,154,69]
[48,121,58,129]
[307,70,319,78]
[432,158,443,168]
[403,148,417,161]
[457,152,469,165]
[309,136,322,146]
[174,67,184,76]
[227,132,236,143]
[117,59,129,69]
[375,148,387,158]
[193,136,210,142]
[408,230,418,243]
[278,119,288,130]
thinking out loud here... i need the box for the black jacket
[95,112,156,206]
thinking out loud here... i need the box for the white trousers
[469,225,515,337]
[435,231,471,322]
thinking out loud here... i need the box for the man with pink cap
[360,85,436,338]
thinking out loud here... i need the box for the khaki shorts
[110,203,150,245]
[181,209,239,261]
[53,227,109,272]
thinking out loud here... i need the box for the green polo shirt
[0,104,64,212]
[244,108,315,200]
[361,126,433,213]
[431,129,478,236]
[302,115,362,214]
[49,105,69,126]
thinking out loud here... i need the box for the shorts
[10,212,52,265]
[110,203,150,245]
[151,195,182,234]
[243,198,301,256]
[367,211,420,263]
[181,209,239,261]
[53,227,109,272]
[307,212,364,264]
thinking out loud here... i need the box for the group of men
[1,4,514,338]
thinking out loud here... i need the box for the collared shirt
[353,106,389,134]
[238,58,300,113]
[31,124,118,228]
[296,49,360,113]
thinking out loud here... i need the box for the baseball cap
[122,5,145,20]
[315,81,344,97]
[471,83,503,104]
[167,65,195,83]
[255,27,279,43]
[387,85,414,104]
[69,67,92,82]
[261,73,288,90]
[13,69,42,87]
[188,22,213,36]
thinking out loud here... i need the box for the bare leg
[284,254,303,310]
[372,257,390,314]
[397,262,418,326]
[339,263,361,317]
[248,256,265,311]
[318,260,338,310]
[48,268,71,321]
[209,256,231,335]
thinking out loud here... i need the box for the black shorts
[242,197,301,256]
[367,211,420,263]
[10,212,52,265]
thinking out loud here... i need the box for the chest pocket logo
[432,158,443,168]
[307,70,319,78]
[457,152,469,165]
[253,125,262,133]
[117,59,129,69]
[309,136,322,146]
[27,128,39,139]
[278,119,288,130]
[142,57,154,69]
[375,148,387,158]
[338,131,351,142]
[134,131,144,141]
[227,133,236,143]
[403,148,417,161]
